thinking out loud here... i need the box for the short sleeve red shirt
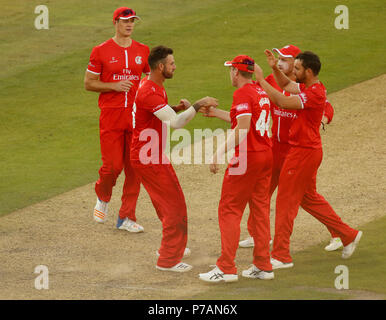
[288,82,327,148]
[130,79,168,164]
[87,38,150,109]
[265,74,298,144]
[229,83,272,156]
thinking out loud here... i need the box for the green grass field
[0,0,385,301]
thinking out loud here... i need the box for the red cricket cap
[272,45,301,58]
[224,55,255,73]
[113,7,140,21]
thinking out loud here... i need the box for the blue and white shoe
[117,217,144,233]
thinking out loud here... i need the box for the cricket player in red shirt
[130,45,218,272]
[84,8,152,233]
[254,50,362,269]
[239,45,341,252]
[199,55,274,282]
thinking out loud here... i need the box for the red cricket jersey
[265,74,298,144]
[289,82,327,148]
[229,82,272,156]
[130,79,168,164]
[87,38,150,109]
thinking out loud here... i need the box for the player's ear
[305,68,313,77]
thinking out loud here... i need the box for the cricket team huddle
[84,7,362,282]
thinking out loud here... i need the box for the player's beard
[162,69,174,79]
[295,72,306,83]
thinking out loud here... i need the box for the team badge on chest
[135,56,142,64]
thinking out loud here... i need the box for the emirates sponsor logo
[273,108,297,119]
[113,74,140,81]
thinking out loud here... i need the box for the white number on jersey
[255,97,271,137]
[255,109,271,137]
[259,97,270,108]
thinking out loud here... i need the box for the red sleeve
[140,75,148,87]
[144,91,168,114]
[232,89,252,118]
[265,74,275,86]
[87,46,102,75]
[143,46,150,74]
[298,85,325,109]
[324,100,334,123]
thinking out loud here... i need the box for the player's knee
[100,162,123,178]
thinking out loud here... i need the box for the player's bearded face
[161,55,176,79]
[294,59,306,83]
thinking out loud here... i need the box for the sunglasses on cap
[232,58,254,71]
[120,9,134,16]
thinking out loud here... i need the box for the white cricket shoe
[342,231,363,259]
[198,266,238,283]
[239,237,254,248]
[156,262,192,273]
[156,248,191,257]
[324,237,343,251]
[242,265,274,280]
[239,237,273,248]
[117,217,144,233]
[270,258,294,270]
[93,198,109,223]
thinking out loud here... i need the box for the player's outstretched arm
[254,63,302,110]
[264,50,300,94]
[154,97,218,129]
[200,106,231,123]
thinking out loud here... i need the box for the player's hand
[200,106,217,117]
[113,80,133,92]
[254,63,264,82]
[209,156,219,174]
[173,99,191,112]
[179,99,191,110]
[320,115,329,131]
[194,96,219,111]
[264,49,278,68]
[209,163,219,174]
